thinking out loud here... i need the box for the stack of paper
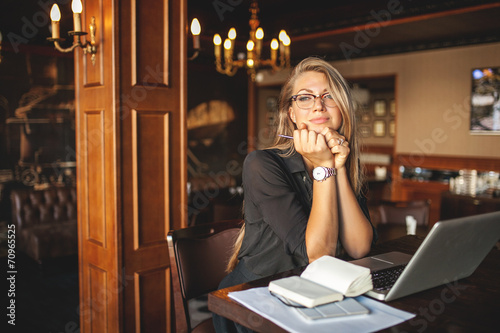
[229,287,415,333]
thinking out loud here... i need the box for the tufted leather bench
[11,186,77,262]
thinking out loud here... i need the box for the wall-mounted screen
[470,67,500,134]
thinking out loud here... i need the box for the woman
[213,57,376,333]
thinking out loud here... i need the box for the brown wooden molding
[361,145,394,155]
[291,2,500,42]
[394,154,500,172]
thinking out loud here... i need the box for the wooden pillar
[75,0,187,332]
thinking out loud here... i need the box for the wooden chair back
[378,200,431,226]
[167,219,243,333]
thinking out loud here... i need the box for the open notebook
[351,211,500,301]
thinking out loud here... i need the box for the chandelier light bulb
[213,34,222,45]
[71,0,83,32]
[213,34,222,59]
[224,39,232,50]
[247,40,254,62]
[50,4,61,39]
[50,4,61,21]
[190,18,201,50]
[228,28,237,40]
[190,18,201,36]
[278,30,288,43]
[72,0,83,14]
[279,30,287,42]
[282,34,291,46]
[256,27,264,40]
[246,40,255,51]
[270,39,279,50]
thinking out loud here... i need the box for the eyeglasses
[291,92,337,109]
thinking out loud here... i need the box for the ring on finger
[337,138,345,146]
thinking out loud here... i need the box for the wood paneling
[84,111,106,246]
[132,0,169,86]
[132,110,170,249]
[76,0,187,332]
[134,268,171,332]
[89,265,108,332]
[76,0,120,330]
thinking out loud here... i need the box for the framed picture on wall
[373,120,386,137]
[374,100,386,117]
[470,67,500,135]
[389,120,396,137]
[390,99,396,116]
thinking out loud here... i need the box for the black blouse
[238,148,374,277]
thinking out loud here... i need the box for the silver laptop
[350,211,500,301]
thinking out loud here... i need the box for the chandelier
[213,1,291,81]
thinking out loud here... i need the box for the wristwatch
[312,166,336,182]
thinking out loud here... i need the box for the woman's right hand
[293,123,335,168]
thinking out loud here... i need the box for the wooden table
[208,235,500,332]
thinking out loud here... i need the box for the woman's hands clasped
[293,123,349,170]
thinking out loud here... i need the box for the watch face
[313,167,326,181]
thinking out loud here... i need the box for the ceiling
[190,0,500,65]
[1,0,498,64]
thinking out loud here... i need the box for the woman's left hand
[321,127,350,170]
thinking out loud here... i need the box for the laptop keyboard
[372,265,407,291]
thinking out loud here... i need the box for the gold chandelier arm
[215,61,238,76]
[188,50,199,61]
[47,16,98,66]
[225,66,239,77]
[215,62,240,77]
[53,40,81,53]
[215,64,225,74]
[230,59,247,75]
[215,66,228,75]
[215,58,245,76]
[260,58,284,72]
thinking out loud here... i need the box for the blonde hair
[226,57,364,272]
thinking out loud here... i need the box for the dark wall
[186,62,248,224]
